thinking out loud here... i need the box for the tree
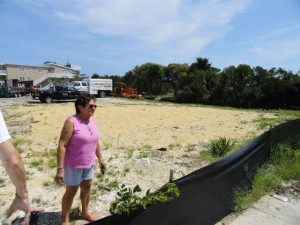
[190,57,212,72]
[130,63,164,96]
[163,63,189,97]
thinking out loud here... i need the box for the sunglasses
[88,104,97,109]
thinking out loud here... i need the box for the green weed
[207,137,235,157]
[0,178,6,188]
[233,139,300,212]
[125,146,135,158]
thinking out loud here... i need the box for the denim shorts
[64,165,94,186]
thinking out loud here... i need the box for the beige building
[0,61,81,86]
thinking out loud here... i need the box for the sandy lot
[0,96,268,224]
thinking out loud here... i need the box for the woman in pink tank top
[54,93,105,224]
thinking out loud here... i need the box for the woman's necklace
[77,114,93,135]
[87,122,93,135]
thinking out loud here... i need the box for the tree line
[92,57,300,109]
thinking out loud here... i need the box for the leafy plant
[110,182,180,215]
[207,137,235,157]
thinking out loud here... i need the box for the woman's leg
[62,185,79,225]
[80,179,99,221]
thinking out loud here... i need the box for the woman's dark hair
[75,92,96,113]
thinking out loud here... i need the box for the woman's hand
[98,158,106,174]
[54,168,64,185]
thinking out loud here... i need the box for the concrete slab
[218,195,300,225]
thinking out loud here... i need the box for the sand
[0,97,268,224]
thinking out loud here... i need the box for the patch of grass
[0,178,6,188]
[43,181,56,187]
[47,158,57,168]
[255,116,286,130]
[22,104,36,107]
[141,144,152,151]
[125,146,135,158]
[42,148,57,158]
[168,143,181,150]
[32,197,42,205]
[123,167,130,176]
[207,137,235,157]
[102,139,113,149]
[139,150,149,158]
[233,139,300,212]
[30,159,44,168]
[13,138,23,147]
[186,144,196,152]
[108,180,120,190]
[16,147,25,154]
[198,150,217,163]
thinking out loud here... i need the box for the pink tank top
[64,114,100,169]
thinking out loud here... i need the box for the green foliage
[198,150,217,163]
[125,146,135,158]
[108,180,120,189]
[168,143,181,150]
[207,137,235,157]
[255,116,286,130]
[13,138,22,147]
[42,148,57,158]
[102,139,113,149]
[47,158,57,168]
[270,142,300,180]
[109,182,180,215]
[0,178,6,188]
[30,159,44,168]
[233,139,300,212]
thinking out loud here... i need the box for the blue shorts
[64,165,94,186]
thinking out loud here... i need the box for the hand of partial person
[7,196,45,225]
[54,169,64,185]
[6,195,30,225]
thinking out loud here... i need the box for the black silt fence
[88,119,300,225]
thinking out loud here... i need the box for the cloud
[7,0,253,73]
[248,23,300,62]
[250,39,300,62]
[17,0,251,45]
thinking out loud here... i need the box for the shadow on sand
[11,211,82,225]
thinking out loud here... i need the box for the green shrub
[207,137,235,157]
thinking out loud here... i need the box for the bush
[207,137,235,157]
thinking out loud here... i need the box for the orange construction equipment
[111,82,142,99]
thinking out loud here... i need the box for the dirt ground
[0,96,269,224]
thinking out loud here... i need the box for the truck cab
[70,79,112,98]
[70,81,88,92]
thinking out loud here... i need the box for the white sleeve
[0,111,11,144]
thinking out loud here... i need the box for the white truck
[70,78,113,98]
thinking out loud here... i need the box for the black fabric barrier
[87,119,300,225]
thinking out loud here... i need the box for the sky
[1,0,300,76]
